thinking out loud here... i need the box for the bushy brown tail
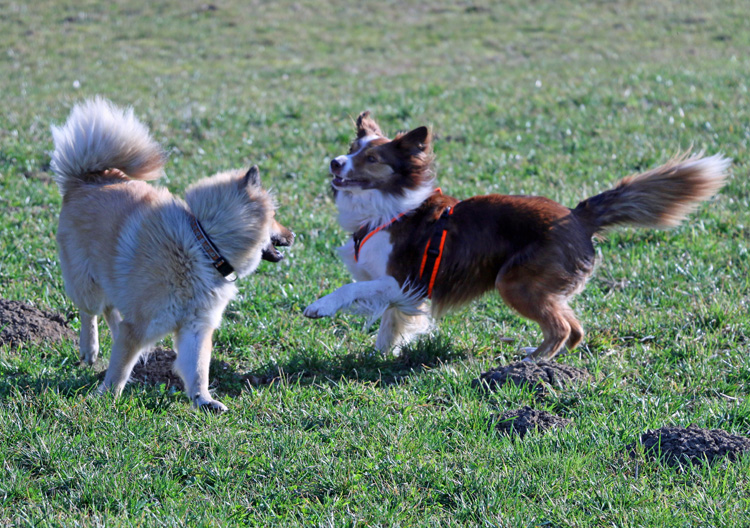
[573,153,730,234]
[51,97,166,195]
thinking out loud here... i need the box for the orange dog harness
[353,212,405,263]
[352,189,457,299]
[418,204,456,298]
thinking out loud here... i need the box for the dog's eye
[366,155,377,163]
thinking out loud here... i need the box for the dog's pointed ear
[394,126,431,153]
[243,165,261,187]
[356,111,383,138]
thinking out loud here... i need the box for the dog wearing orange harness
[304,111,729,360]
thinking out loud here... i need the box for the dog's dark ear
[356,111,383,139]
[394,126,431,153]
[243,165,261,187]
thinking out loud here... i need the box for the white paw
[520,347,537,362]
[193,396,228,413]
[304,298,338,319]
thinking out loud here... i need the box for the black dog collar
[189,215,237,282]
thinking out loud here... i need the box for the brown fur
[333,119,435,195]
[338,113,730,360]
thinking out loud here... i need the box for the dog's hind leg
[564,308,584,351]
[78,312,100,365]
[496,272,572,362]
[103,306,122,343]
[98,322,148,397]
[520,306,583,359]
[375,305,430,354]
[174,326,227,413]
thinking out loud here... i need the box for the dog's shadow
[213,335,467,395]
[0,337,466,409]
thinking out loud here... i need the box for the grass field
[1,0,749,525]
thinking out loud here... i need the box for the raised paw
[520,347,537,362]
[304,298,338,319]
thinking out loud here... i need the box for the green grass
[1,0,749,525]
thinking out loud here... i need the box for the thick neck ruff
[336,182,435,233]
[189,215,237,282]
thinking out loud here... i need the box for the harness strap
[419,205,456,298]
[351,188,458,299]
[353,189,444,262]
[353,212,405,262]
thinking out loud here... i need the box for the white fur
[173,324,227,412]
[338,230,392,281]
[304,276,423,319]
[376,304,432,354]
[306,131,436,352]
[682,153,732,183]
[78,312,99,364]
[335,184,434,232]
[307,226,430,351]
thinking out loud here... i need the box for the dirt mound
[493,406,572,438]
[128,347,184,390]
[0,298,76,349]
[630,425,750,466]
[106,347,278,393]
[473,361,590,394]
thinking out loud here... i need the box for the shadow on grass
[0,336,467,405]
[218,334,468,393]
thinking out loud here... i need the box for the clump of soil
[0,298,76,349]
[630,425,750,466]
[473,361,590,394]
[493,406,572,438]
[128,347,183,390]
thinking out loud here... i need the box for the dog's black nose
[330,158,342,171]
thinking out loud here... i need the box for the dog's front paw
[304,298,338,319]
[193,396,228,414]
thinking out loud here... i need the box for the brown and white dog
[304,111,729,360]
[52,98,293,411]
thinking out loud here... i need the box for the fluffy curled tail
[50,97,166,195]
[573,153,730,234]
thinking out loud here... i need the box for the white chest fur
[337,230,393,282]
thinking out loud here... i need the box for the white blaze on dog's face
[329,111,436,230]
[329,111,432,194]
[329,135,382,184]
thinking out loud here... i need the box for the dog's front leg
[304,276,402,319]
[174,326,227,413]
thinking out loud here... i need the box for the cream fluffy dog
[52,98,293,411]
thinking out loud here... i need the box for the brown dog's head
[328,111,434,196]
[261,218,294,262]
